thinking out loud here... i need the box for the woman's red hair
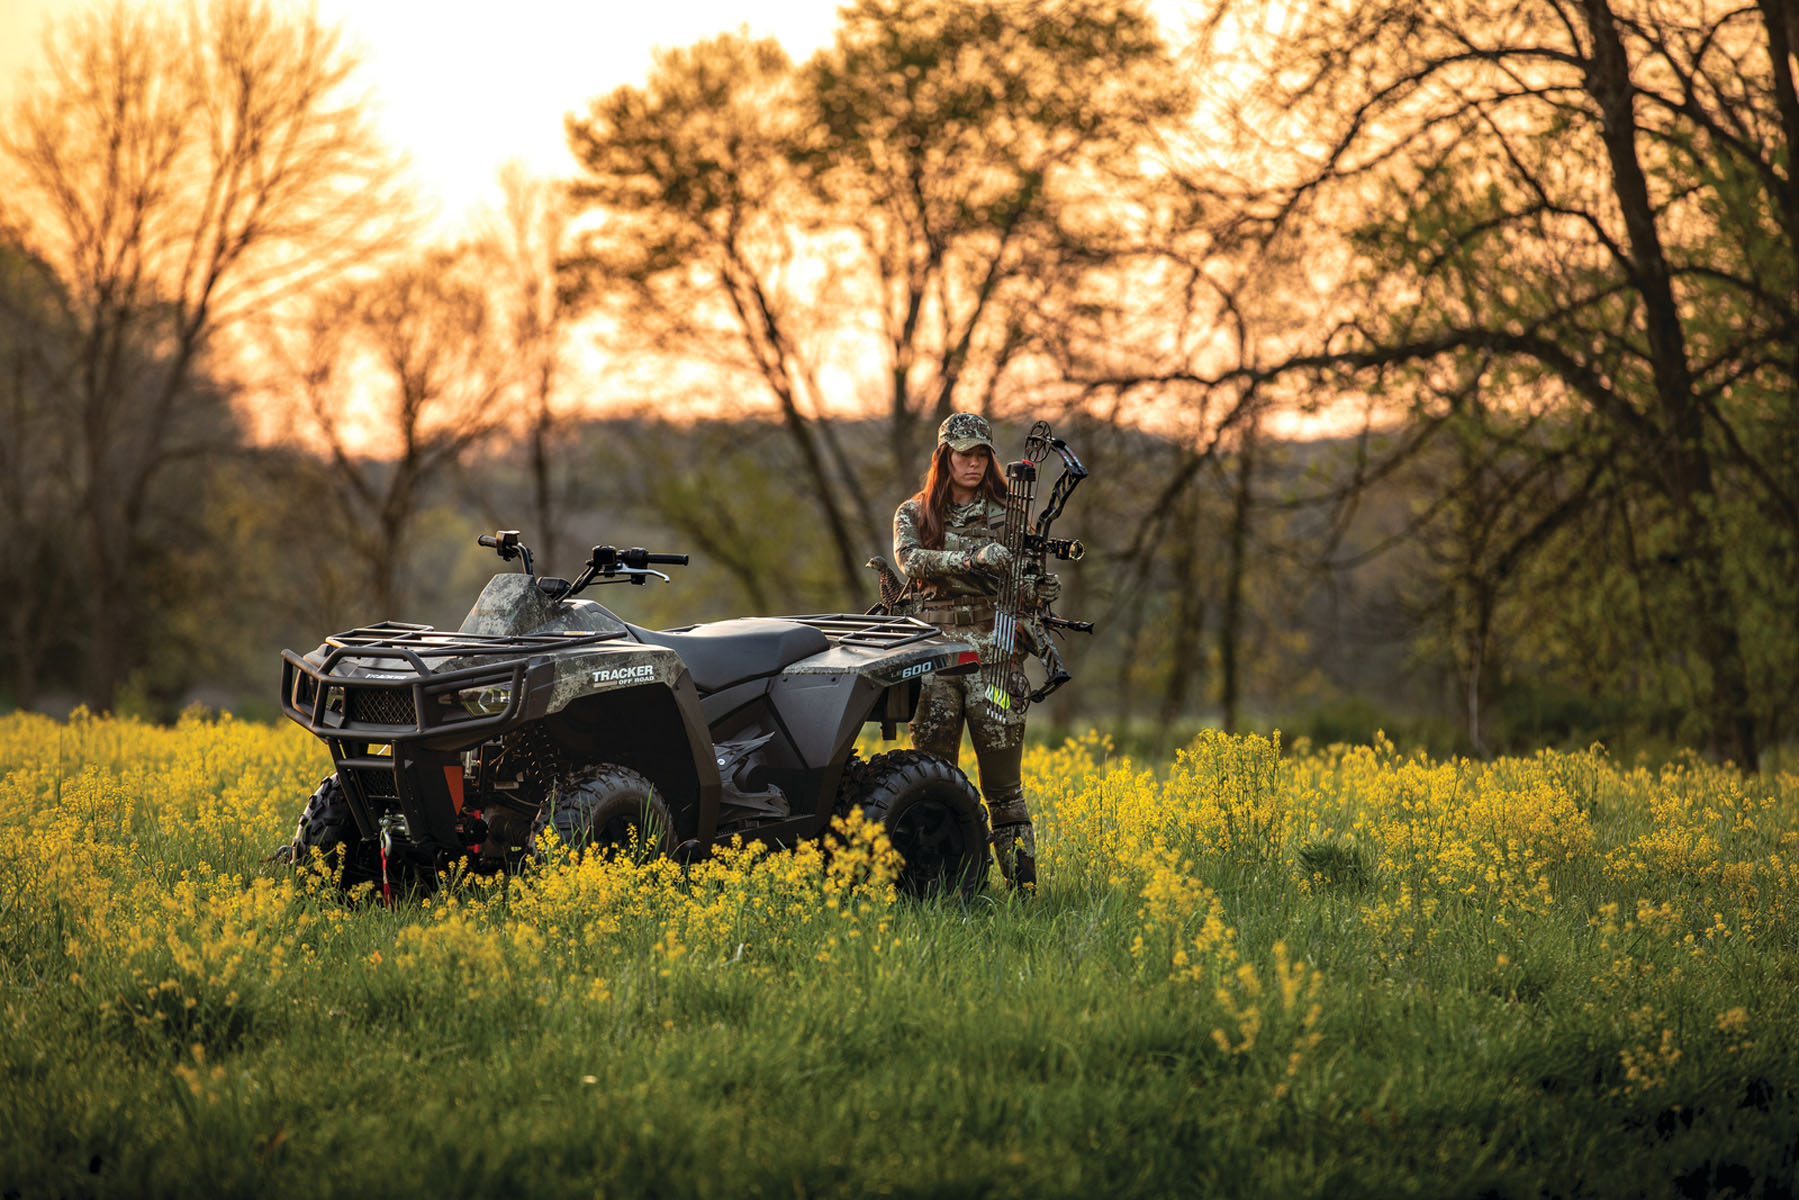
[910,443,1008,549]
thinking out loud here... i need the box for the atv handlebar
[588,545,688,573]
[540,543,692,597]
[478,532,690,590]
[478,531,534,575]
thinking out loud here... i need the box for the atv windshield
[458,573,630,639]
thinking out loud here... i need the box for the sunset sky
[0,0,844,231]
[0,0,1223,446]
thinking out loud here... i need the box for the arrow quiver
[981,420,1094,715]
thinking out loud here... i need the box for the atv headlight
[452,683,513,716]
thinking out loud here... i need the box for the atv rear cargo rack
[786,613,942,650]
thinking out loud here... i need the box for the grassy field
[1,710,1795,1198]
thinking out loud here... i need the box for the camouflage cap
[938,412,996,454]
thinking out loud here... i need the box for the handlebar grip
[478,535,499,548]
[646,553,689,565]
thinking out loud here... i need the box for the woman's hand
[970,543,1013,573]
[1031,572,1061,605]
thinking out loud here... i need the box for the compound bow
[982,420,1094,713]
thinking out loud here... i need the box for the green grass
[1,714,1795,1198]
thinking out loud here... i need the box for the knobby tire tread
[849,750,989,898]
[289,774,380,888]
[533,763,672,860]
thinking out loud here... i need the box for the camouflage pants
[910,664,1036,888]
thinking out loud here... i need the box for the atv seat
[624,618,830,694]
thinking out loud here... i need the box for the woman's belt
[913,600,996,626]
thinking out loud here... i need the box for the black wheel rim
[890,796,970,892]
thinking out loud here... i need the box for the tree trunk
[1583,0,1760,766]
[1753,0,1799,294]
[1219,420,1258,734]
[1463,585,1494,757]
[771,403,868,605]
[1157,485,1207,747]
[529,407,561,575]
[722,262,866,604]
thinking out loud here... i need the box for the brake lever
[596,566,670,585]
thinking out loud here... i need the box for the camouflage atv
[280,532,993,896]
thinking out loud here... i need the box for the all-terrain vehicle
[280,532,994,896]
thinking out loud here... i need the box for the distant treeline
[4,388,1790,767]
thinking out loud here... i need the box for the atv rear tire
[532,764,672,862]
[289,775,380,887]
[846,750,989,898]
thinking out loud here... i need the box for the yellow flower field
[1,710,1795,1198]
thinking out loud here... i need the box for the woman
[893,412,1059,890]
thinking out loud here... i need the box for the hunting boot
[992,821,1037,893]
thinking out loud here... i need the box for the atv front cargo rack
[282,622,623,739]
[309,621,622,672]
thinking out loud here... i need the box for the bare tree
[799,0,1196,474]
[273,249,514,616]
[476,164,581,572]
[565,34,875,601]
[0,0,405,709]
[564,5,1199,604]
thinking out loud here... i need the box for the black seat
[624,618,829,693]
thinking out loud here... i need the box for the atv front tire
[532,764,672,862]
[846,750,989,898]
[289,774,380,887]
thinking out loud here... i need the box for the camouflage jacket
[893,495,1007,606]
[893,495,1045,658]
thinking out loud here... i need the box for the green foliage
[1213,0,1799,765]
[0,239,81,707]
[562,0,1197,602]
[796,0,1192,451]
[567,33,804,279]
[0,233,252,715]
[802,0,1189,215]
